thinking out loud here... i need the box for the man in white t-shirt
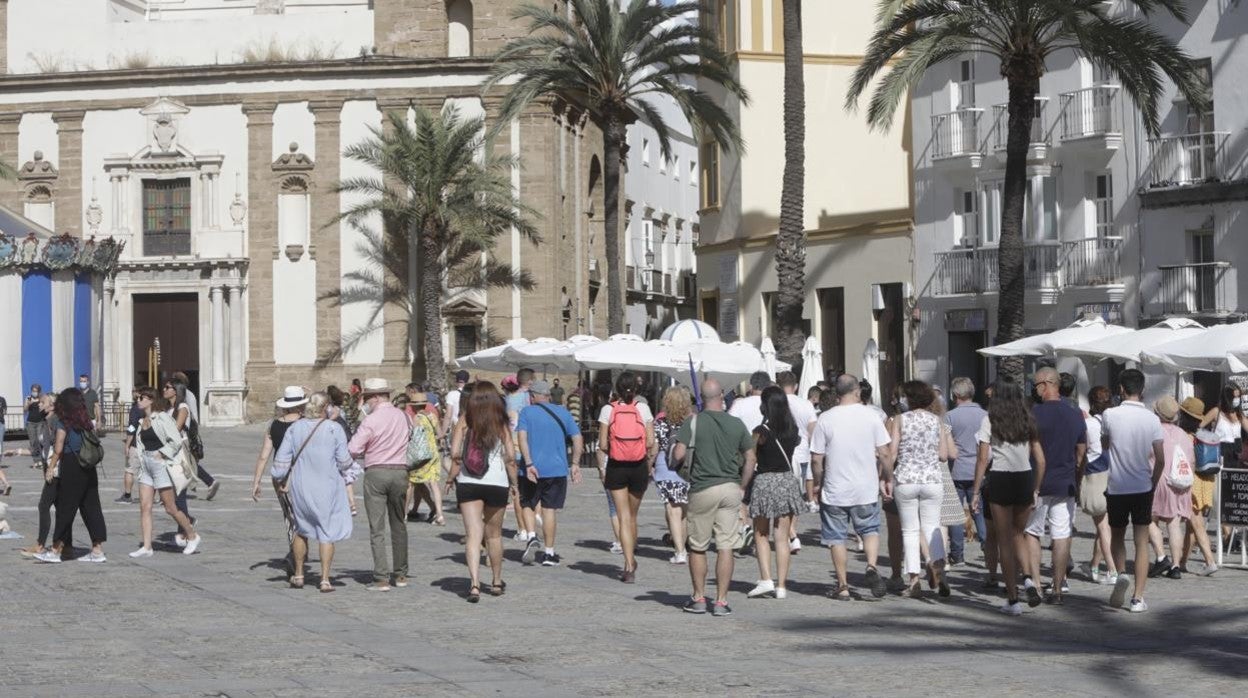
[809,374,894,599]
[1100,368,1165,613]
[727,371,771,434]
[442,370,468,440]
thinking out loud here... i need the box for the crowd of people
[3,363,1234,616]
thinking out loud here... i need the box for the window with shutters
[142,178,192,256]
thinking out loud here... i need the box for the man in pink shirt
[348,378,413,592]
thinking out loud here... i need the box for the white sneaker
[34,550,61,564]
[775,587,788,599]
[1110,573,1131,608]
[669,552,688,565]
[175,534,188,548]
[789,537,802,554]
[514,530,531,542]
[182,535,202,555]
[1201,563,1219,577]
[129,547,154,559]
[610,541,624,555]
[1101,571,1119,586]
[78,551,107,563]
[1128,598,1148,613]
[806,501,819,514]
[999,601,1023,616]
[747,580,776,598]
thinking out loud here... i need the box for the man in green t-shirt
[672,378,755,617]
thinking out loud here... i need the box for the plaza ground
[1,424,1246,697]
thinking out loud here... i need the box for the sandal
[466,585,480,603]
[289,576,305,589]
[319,580,334,593]
[488,580,507,596]
[827,585,852,601]
[2,485,11,496]
[901,580,922,598]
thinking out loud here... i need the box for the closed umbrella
[1141,320,1248,373]
[798,336,823,397]
[760,337,778,380]
[1057,317,1206,364]
[455,338,529,372]
[980,316,1131,357]
[862,338,881,406]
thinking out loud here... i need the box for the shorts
[124,448,143,476]
[656,479,690,506]
[686,482,743,553]
[456,482,509,508]
[1106,491,1153,528]
[137,450,173,490]
[985,470,1035,508]
[518,476,568,510]
[1191,472,1216,514]
[604,460,648,495]
[1079,471,1109,517]
[820,502,881,547]
[1025,495,1076,539]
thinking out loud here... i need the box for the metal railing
[932,242,1064,295]
[931,108,984,159]
[1158,262,1233,315]
[1024,242,1062,291]
[1059,86,1121,140]
[990,98,1049,151]
[1148,132,1231,186]
[1062,236,1123,287]
[626,265,637,290]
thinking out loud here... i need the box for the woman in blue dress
[272,392,355,592]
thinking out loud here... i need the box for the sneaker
[34,550,62,563]
[947,556,963,568]
[1110,573,1132,608]
[182,535,202,555]
[610,541,624,555]
[394,576,409,588]
[366,583,391,592]
[78,551,107,563]
[407,510,423,523]
[789,537,802,554]
[522,537,541,565]
[711,601,733,617]
[999,600,1023,616]
[1165,566,1182,580]
[865,566,887,598]
[886,575,907,594]
[1148,556,1171,579]
[775,587,788,599]
[1128,598,1148,613]
[129,547,154,558]
[514,530,531,542]
[1089,566,1102,584]
[175,534,188,548]
[1102,571,1119,586]
[747,580,776,598]
[669,552,688,565]
[114,494,132,504]
[205,481,221,501]
[682,597,708,614]
[1201,563,1219,577]
[1042,580,1071,595]
[541,552,562,567]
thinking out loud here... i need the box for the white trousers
[895,482,945,575]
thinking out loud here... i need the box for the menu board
[1221,468,1248,526]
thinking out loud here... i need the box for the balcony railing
[663,272,673,296]
[931,109,984,160]
[1023,241,1062,291]
[1158,262,1233,315]
[626,265,637,290]
[1062,236,1124,287]
[1147,132,1231,187]
[1059,86,1121,140]
[990,98,1049,151]
[932,242,1069,296]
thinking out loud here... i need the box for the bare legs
[689,547,734,604]
[609,488,643,573]
[1088,513,1114,576]
[459,499,506,593]
[750,515,793,590]
[137,484,196,551]
[1182,510,1216,571]
[1111,523,1152,600]
[665,503,687,557]
[991,503,1031,603]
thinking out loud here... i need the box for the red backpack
[608,400,647,461]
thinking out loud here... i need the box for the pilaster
[309,99,343,364]
[0,112,21,211]
[51,110,85,235]
[243,102,277,364]
[377,97,415,371]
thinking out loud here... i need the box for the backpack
[461,430,489,479]
[1194,429,1222,475]
[607,400,647,461]
[77,429,104,468]
[1167,442,1194,490]
[406,413,439,470]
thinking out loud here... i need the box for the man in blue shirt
[517,380,583,567]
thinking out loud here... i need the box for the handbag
[166,449,194,495]
[276,419,327,493]
[186,415,205,460]
[406,413,438,470]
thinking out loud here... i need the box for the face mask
[79,381,88,390]
[896,397,909,412]
[1234,398,1242,409]
[361,402,372,416]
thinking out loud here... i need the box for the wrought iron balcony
[1147,132,1232,187]
[931,109,984,166]
[1157,262,1233,316]
[1058,86,1121,144]
[1062,236,1123,287]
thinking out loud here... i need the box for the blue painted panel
[21,271,52,392]
[74,274,93,381]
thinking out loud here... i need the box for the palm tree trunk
[602,116,625,336]
[421,220,448,392]
[996,77,1038,383]
[774,0,806,365]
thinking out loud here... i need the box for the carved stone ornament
[272,142,314,173]
[85,196,104,232]
[153,114,177,152]
[77,235,98,266]
[42,233,80,271]
[230,192,248,226]
[19,233,40,264]
[18,151,58,183]
[284,243,305,262]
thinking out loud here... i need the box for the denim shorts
[820,502,881,546]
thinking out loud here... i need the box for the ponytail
[615,370,637,404]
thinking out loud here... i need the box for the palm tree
[333,106,539,390]
[487,0,748,335]
[774,0,805,365]
[847,0,1207,380]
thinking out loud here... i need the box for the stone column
[228,282,245,383]
[102,277,118,400]
[0,112,23,212]
[51,110,86,236]
[242,102,277,365]
[308,99,343,364]
[376,97,416,373]
[210,285,226,382]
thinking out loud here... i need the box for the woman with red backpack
[448,381,519,603]
[596,371,656,583]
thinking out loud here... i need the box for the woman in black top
[742,386,807,599]
[250,389,308,575]
[24,383,46,468]
[35,389,107,564]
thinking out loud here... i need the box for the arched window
[447,0,473,58]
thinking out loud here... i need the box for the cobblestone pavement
[2,424,1246,697]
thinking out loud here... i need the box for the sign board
[718,256,737,295]
[1075,302,1123,324]
[1220,468,1248,526]
[945,308,987,332]
[719,297,739,341]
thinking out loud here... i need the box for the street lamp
[644,248,655,268]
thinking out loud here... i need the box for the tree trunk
[420,219,448,391]
[602,117,625,336]
[996,77,1039,383]
[774,0,806,365]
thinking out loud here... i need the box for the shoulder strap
[289,419,327,471]
[536,403,571,442]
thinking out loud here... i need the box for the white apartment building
[911,2,1248,398]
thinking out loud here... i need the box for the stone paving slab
[2,423,1247,697]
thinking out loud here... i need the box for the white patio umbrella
[979,316,1131,357]
[798,336,823,397]
[574,334,685,373]
[760,337,778,380]
[1141,320,1248,373]
[678,339,792,387]
[455,338,529,372]
[659,319,720,343]
[500,334,600,375]
[862,338,881,406]
[1057,317,1206,364]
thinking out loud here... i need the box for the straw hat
[360,378,392,396]
[1179,397,1205,421]
[275,386,309,409]
[1154,395,1179,422]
